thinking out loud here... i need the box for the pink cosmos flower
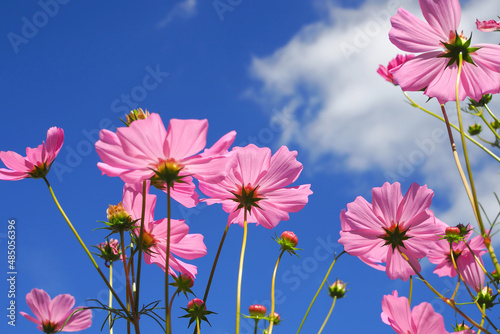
[122,181,206,278]
[427,228,486,292]
[96,113,236,207]
[0,127,64,180]
[389,0,500,103]
[20,288,92,333]
[381,291,450,334]
[377,54,416,85]
[338,182,442,281]
[476,19,500,32]
[198,144,312,229]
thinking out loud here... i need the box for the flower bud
[187,298,205,311]
[491,270,500,283]
[275,231,300,255]
[328,279,348,299]
[491,120,500,130]
[96,238,122,265]
[270,312,281,325]
[477,286,495,309]
[106,202,135,233]
[281,231,298,247]
[468,124,482,136]
[453,322,475,333]
[124,108,151,126]
[468,94,492,108]
[249,304,266,317]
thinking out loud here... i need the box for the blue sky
[1,0,500,333]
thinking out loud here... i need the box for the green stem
[484,104,500,124]
[268,250,285,334]
[236,210,248,334]
[120,230,137,333]
[455,53,484,230]
[165,184,172,334]
[202,224,230,303]
[296,251,345,334]
[403,92,500,163]
[109,263,114,334]
[408,276,413,307]
[134,181,147,313]
[454,55,500,275]
[42,177,129,318]
[478,112,500,143]
[317,297,336,334]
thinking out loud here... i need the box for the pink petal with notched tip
[389,8,446,53]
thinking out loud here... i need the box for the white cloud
[248,0,500,235]
[157,0,197,28]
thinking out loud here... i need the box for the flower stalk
[236,210,248,334]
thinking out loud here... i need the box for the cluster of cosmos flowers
[1,0,500,333]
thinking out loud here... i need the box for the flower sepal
[180,299,216,328]
[170,273,195,299]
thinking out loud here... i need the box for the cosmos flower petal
[61,307,93,332]
[386,247,418,281]
[412,302,448,334]
[21,289,92,332]
[258,146,303,191]
[372,182,402,227]
[166,119,208,160]
[25,289,51,323]
[389,8,446,53]
[419,0,460,38]
[49,294,75,324]
[391,52,447,93]
[169,234,207,260]
[381,291,412,333]
[165,176,199,208]
[397,183,433,224]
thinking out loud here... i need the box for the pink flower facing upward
[339,182,442,281]
[0,127,64,180]
[427,226,486,292]
[476,19,500,32]
[377,54,416,85]
[389,0,500,103]
[122,181,207,278]
[199,144,312,229]
[381,291,449,334]
[20,288,92,333]
[96,113,236,207]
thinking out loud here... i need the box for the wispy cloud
[157,0,197,28]
[247,0,500,233]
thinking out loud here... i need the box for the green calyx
[439,32,482,68]
[380,224,412,251]
[229,184,264,215]
[180,303,216,328]
[151,159,188,189]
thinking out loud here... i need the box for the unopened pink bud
[445,226,461,235]
[187,298,205,311]
[249,304,266,317]
[180,273,194,288]
[281,231,298,247]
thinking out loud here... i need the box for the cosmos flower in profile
[0,127,64,180]
[20,288,92,333]
[96,113,236,207]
